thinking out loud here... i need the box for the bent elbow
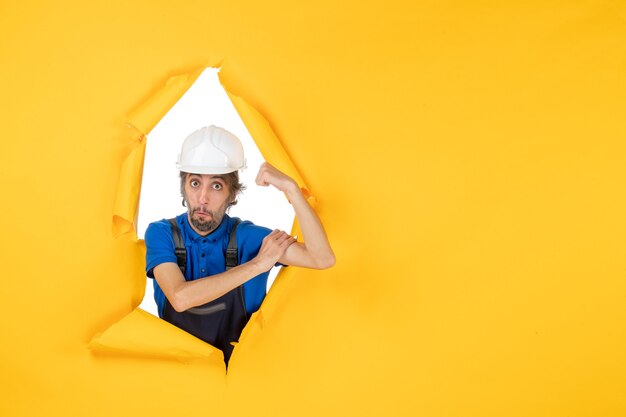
[168,293,190,313]
[316,253,336,270]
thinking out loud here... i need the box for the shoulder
[232,217,272,237]
[144,215,183,276]
[230,217,272,246]
[145,218,173,241]
[145,214,184,247]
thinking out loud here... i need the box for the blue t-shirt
[145,213,274,317]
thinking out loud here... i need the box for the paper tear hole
[136,68,295,316]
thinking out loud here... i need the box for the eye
[212,183,223,191]
[190,179,200,188]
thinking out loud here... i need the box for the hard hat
[176,126,246,174]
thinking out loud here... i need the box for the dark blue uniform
[146,213,274,362]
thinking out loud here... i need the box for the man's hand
[253,229,297,271]
[255,162,299,195]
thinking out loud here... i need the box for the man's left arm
[256,162,335,270]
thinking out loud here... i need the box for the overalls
[162,218,247,365]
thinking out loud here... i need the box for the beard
[188,203,228,234]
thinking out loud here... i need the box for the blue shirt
[145,213,274,317]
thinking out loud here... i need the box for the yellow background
[1,1,625,416]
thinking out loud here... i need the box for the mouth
[194,209,211,218]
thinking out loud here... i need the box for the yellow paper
[1,1,625,416]
[89,308,223,363]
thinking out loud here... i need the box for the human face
[183,174,233,236]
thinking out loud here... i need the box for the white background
[137,68,294,316]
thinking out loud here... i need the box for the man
[145,126,335,364]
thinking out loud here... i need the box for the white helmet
[176,126,246,174]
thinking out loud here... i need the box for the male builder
[145,126,335,364]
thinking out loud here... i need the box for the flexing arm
[256,162,336,269]
[154,229,295,312]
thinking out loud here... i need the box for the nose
[198,184,211,204]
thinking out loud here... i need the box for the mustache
[192,207,214,215]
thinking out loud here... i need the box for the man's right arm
[153,229,295,312]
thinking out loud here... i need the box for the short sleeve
[236,220,272,257]
[145,220,178,278]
